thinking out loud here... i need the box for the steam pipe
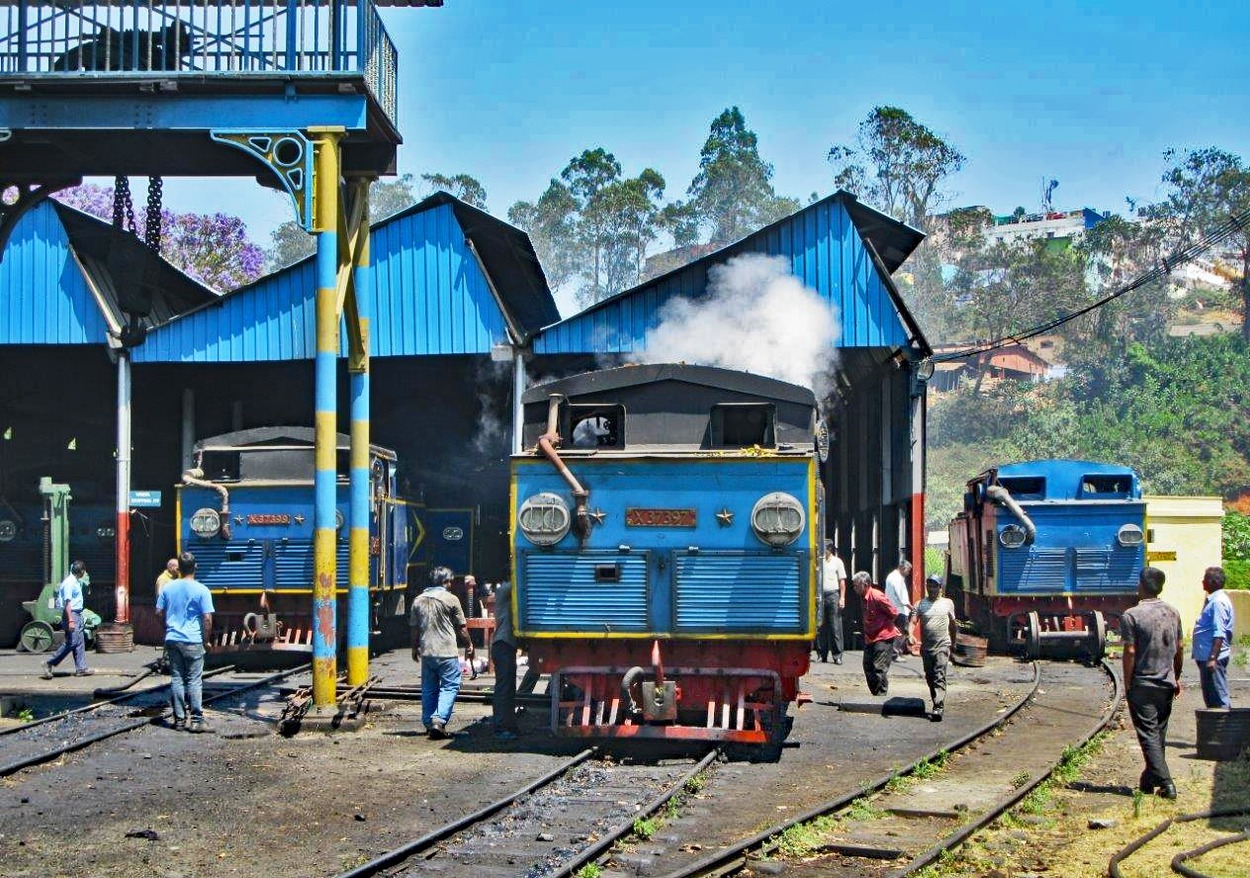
[537,394,590,541]
[986,485,1036,542]
[182,466,232,540]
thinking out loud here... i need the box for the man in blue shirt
[1192,566,1235,709]
[156,552,215,732]
[41,560,93,678]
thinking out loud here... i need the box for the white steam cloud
[640,254,839,396]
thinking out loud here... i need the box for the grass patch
[845,795,887,822]
[1011,770,1031,790]
[576,865,602,878]
[914,751,949,780]
[773,814,839,858]
[631,816,657,841]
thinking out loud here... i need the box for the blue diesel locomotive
[947,459,1146,660]
[176,427,414,655]
[510,364,821,745]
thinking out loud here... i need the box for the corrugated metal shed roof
[133,192,557,363]
[0,200,217,346]
[534,191,928,356]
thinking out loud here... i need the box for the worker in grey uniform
[909,574,958,720]
[491,581,521,740]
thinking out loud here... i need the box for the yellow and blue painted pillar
[347,182,372,686]
[310,127,344,707]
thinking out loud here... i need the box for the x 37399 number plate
[625,508,696,527]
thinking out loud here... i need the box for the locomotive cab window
[997,476,1045,500]
[1080,475,1130,498]
[568,405,624,449]
[709,404,775,448]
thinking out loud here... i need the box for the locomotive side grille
[1074,548,1142,592]
[190,541,265,589]
[520,551,650,633]
[673,551,807,633]
[272,540,350,586]
[999,548,1067,592]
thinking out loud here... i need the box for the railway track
[0,663,308,777]
[610,659,1118,878]
[335,747,720,878]
[1109,807,1250,878]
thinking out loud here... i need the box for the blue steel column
[347,185,372,685]
[311,126,345,707]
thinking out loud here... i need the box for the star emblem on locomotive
[294,514,306,525]
[588,508,607,526]
[716,508,734,526]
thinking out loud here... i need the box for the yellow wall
[1144,495,1224,636]
[1228,591,1250,642]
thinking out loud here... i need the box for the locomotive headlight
[518,492,571,546]
[96,525,116,539]
[190,507,222,539]
[0,519,15,542]
[998,524,1028,548]
[336,509,345,531]
[750,492,805,547]
[1117,523,1145,547]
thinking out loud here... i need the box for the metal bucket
[952,633,988,668]
[1195,708,1250,761]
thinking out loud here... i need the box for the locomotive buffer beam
[552,666,782,744]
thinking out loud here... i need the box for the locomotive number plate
[625,508,696,527]
[247,513,291,526]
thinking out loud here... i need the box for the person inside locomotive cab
[571,415,615,448]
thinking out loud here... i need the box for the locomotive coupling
[641,681,678,722]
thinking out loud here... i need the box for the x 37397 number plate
[625,508,696,527]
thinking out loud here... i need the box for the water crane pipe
[986,485,1036,542]
[537,394,590,542]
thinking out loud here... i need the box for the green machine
[18,477,101,653]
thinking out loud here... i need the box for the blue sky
[161,0,1248,294]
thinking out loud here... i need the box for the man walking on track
[1122,566,1183,799]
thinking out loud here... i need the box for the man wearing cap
[817,540,847,664]
[910,575,958,721]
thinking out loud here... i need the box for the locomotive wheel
[19,620,55,653]
[1088,611,1107,663]
[1025,611,1041,660]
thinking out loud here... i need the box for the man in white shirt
[817,540,847,664]
[884,560,913,659]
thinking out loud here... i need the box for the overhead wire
[930,208,1250,363]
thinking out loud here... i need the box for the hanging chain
[145,175,163,254]
[112,175,137,235]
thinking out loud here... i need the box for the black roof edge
[192,426,397,460]
[539,189,926,333]
[521,363,817,407]
[861,238,932,358]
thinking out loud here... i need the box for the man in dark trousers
[1121,566,1183,799]
[817,540,847,664]
[490,581,521,740]
[411,566,473,739]
[853,571,900,696]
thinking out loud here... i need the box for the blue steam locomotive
[176,427,415,655]
[509,364,821,745]
[946,459,1146,660]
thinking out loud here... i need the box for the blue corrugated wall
[0,201,111,345]
[535,197,911,354]
[132,203,509,363]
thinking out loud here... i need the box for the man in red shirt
[853,571,901,696]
